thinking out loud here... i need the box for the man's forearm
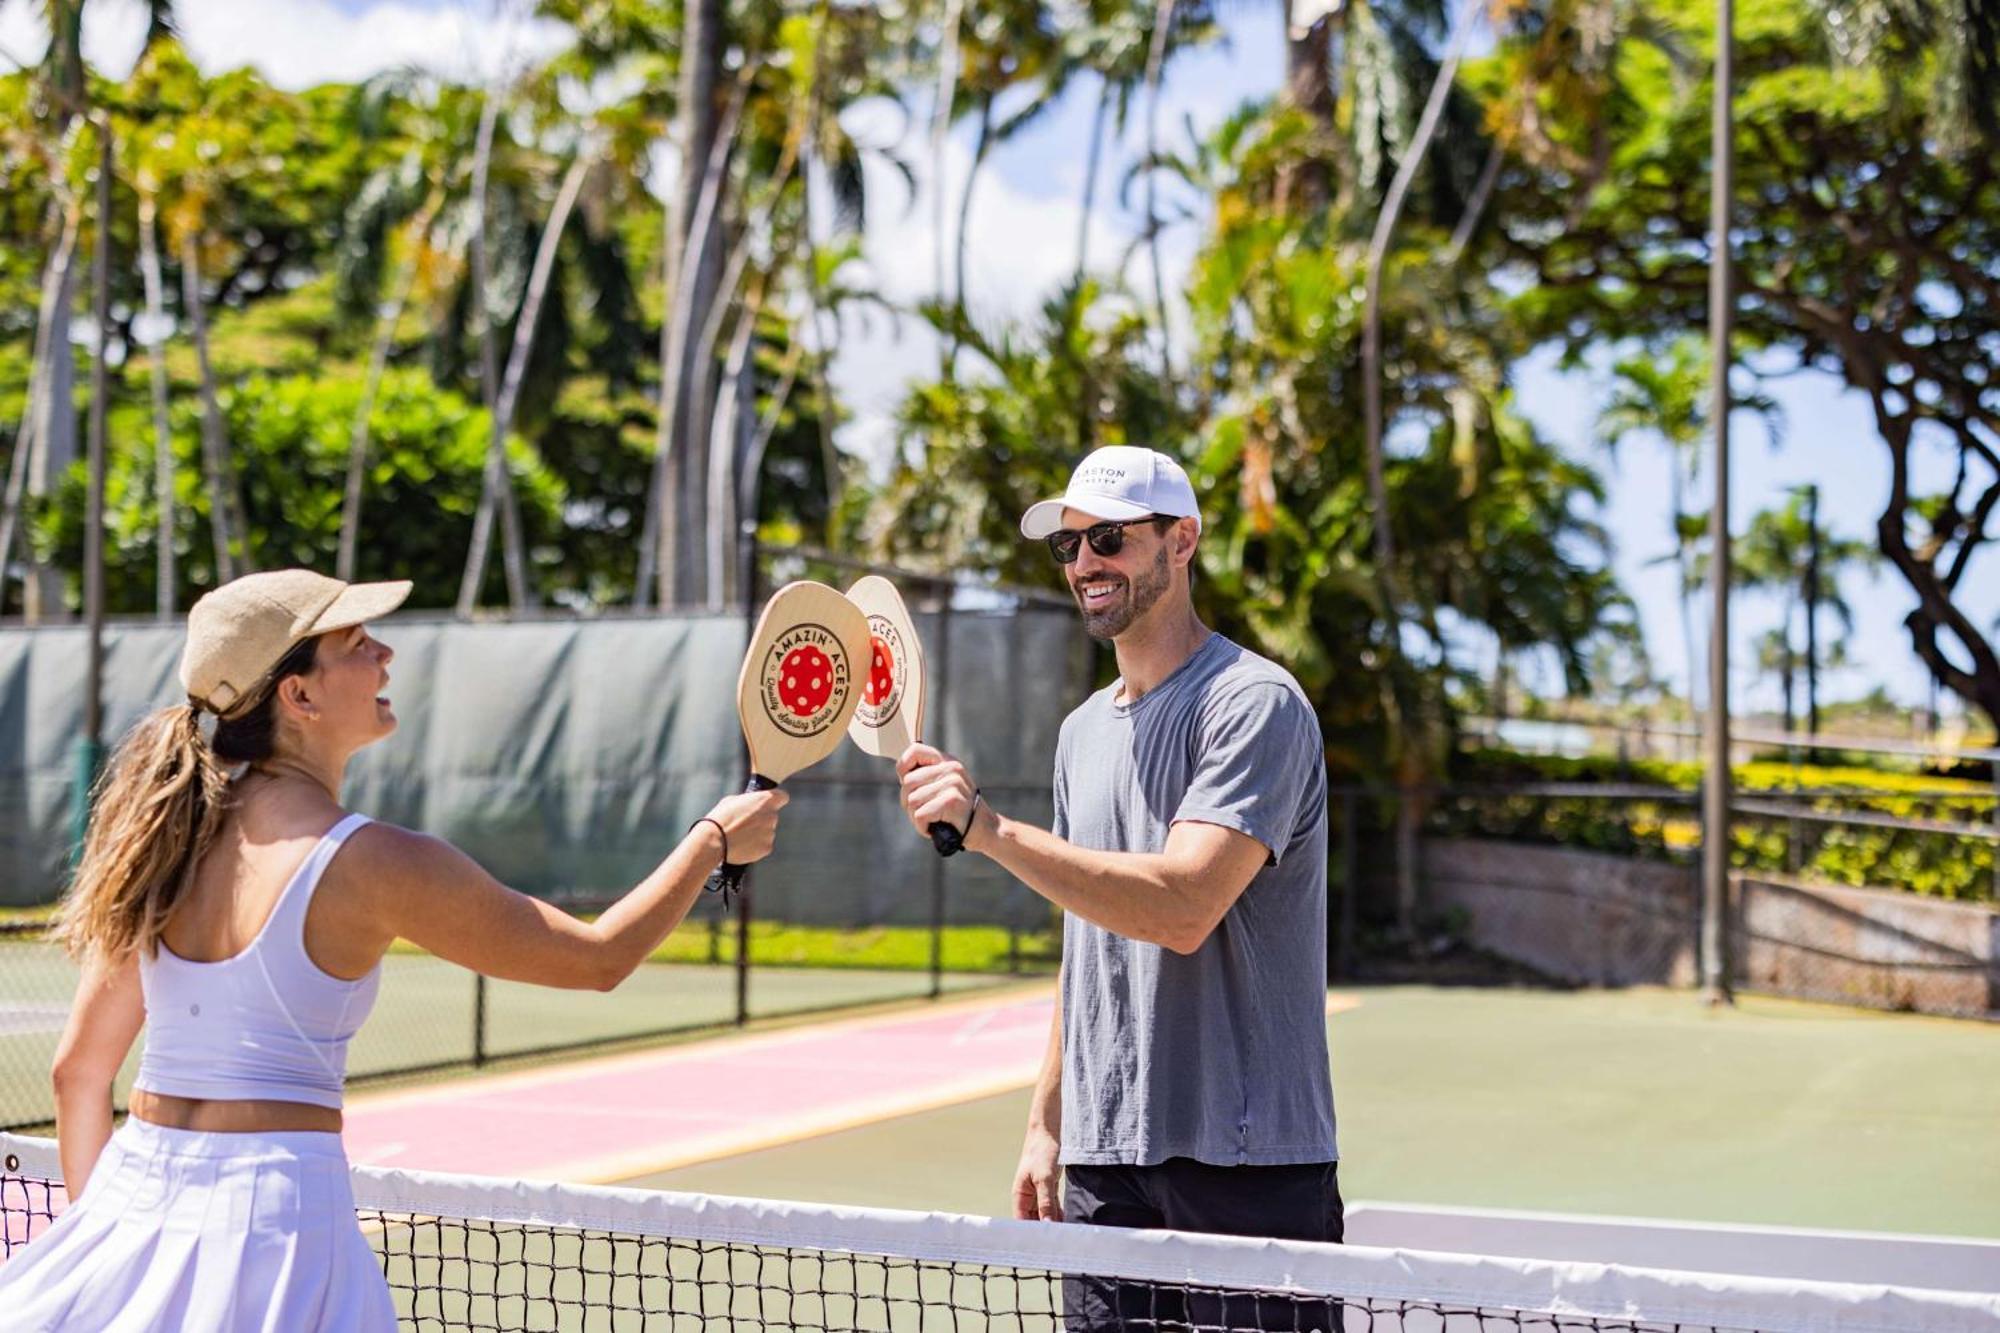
[970,811,1216,952]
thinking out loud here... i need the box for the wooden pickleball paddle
[708,580,873,896]
[844,575,966,858]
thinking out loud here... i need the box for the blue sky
[9,0,1981,718]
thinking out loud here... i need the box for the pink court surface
[342,986,1358,1184]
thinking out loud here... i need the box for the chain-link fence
[1341,782,2000,1019]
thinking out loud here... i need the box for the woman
[0,568,787,1330]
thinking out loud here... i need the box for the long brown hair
[54,636,322,961]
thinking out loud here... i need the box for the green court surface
[625,985,2000,1240]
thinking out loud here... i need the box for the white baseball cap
[1019,446,1202,540]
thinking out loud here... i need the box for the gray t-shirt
[1055,632,1335,1167]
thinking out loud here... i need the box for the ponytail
[53,634,321,961]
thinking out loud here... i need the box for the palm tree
[136,179,177,616]
[658,0,728,607]
[1598,336,1781,711]
[332,71,482,586]
[933,0,1067,375]
[1712,493,1880,734]
[456,142,596,615]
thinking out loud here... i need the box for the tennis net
[3,1133,1993,1332]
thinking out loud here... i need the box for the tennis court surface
[5,984,1998,1330]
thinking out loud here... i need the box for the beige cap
[181,569,412,715]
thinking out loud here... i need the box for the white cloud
[816,95,1198,476]
[0,0,571,91]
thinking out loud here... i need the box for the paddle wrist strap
[705,773,779,905]
[692,817,728,868]
[930,788,980,859]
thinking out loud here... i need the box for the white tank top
[133,814,380,1110]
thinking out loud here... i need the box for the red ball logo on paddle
[781,646,835,717]
[854,615,906,728]
[758,624,853,738]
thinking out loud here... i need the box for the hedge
[1429,749,1996,904]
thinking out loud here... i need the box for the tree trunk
[456,155,593,616]
[1361,0,1481,579]
[0,204,78,617]
[337,216,427,584]
[948,92,995,375]
[1360,0,1478,951]
[1143,0,1177,381]
[706,306,758,607]
[1670,463,1700,713]
[1780,632,1796,734]
[930,0,967,321]
[138,192,177,617]
[1277,4,1337,215]
[1444,140,1504,265]
[181,235,252,581]
[1074,79,1111,286]
[1395,795,1420,944]
[464,87,530,612]
[653,0,727,609]
[641,52,741,610]
[742,340,806,533]
[24,208,81,622]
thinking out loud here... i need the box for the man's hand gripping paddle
[844,575,968,858]
[707,581,873,898]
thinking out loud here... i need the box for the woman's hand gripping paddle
[708,581,873,897]
[844,575,967,858]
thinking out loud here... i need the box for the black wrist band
[693,816,728,868]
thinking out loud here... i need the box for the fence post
[928,586,954,1001]
[736,521,761,1027]
[472,974,488,1067]
[1336,789,1358,981]
[1990,761,1999,902]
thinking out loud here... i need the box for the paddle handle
[927,820,964,858]
[708,773,781,897]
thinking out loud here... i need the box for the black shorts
[1062,1157,1345,1332]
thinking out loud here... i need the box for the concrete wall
[1418,838,2000,1018]
[1419,838,1700,988]
[1735,873,2000,1018]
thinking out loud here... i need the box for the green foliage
[1443,748,1998,902]
[36,369,562,610]
[1480,0,2000,730]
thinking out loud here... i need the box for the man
[897,445,1338,1331]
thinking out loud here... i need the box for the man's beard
[1074,545,1171,640]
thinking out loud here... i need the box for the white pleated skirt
[0,1117,397,1332]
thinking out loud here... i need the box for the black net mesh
[0,1146,1797,1333]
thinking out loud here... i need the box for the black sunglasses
[1046,518,1161,565]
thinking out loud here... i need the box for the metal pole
[1336,789,1359,981]
[1804,483,1820,739]
[928,584,954,1001]
[72,121,112,858]
[1701,0,1736,1006]
[472,974,488,1066]
[735,520,760,1026]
